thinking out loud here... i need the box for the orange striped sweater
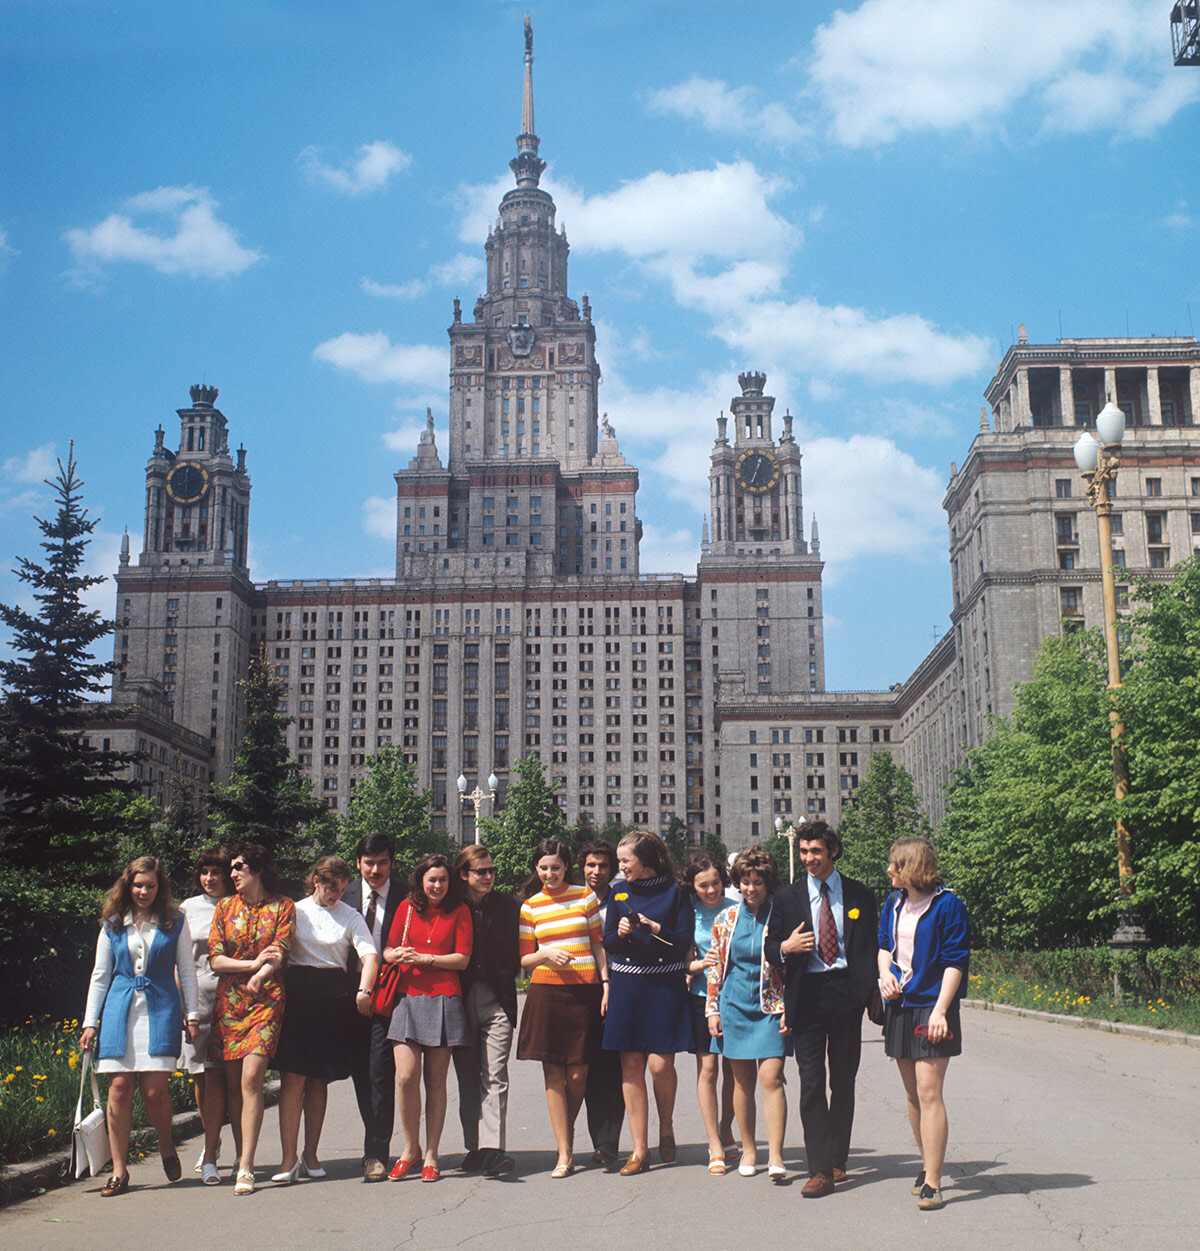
[519,884,602,985]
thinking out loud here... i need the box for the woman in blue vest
[81,856,200,1196]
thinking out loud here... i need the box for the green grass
[967,971,1200,1036]
[0,1015,197,1167]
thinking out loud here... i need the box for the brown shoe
[363,1157,386,1182]
[99,1173,130,1197]
[618,1152,649,1176]
[801,1173,834,1198]
[832,1167,848,1184]
[658,1133,676,1165]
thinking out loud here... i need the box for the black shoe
[482,1150,515,1178]
[459,1149,484,1173]
[911,1169,926,1196]
[917,1183,944,1210]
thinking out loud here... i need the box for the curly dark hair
[680,851,730,896]
[797,819,842,862]
[730,845,780,894]
[408,853,461,914]
[577,839,617,878]
[228,842,282,895]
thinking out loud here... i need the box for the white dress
[83,914,200,1074]
[179,894,221,1072]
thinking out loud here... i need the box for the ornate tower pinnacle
[510,14,545,189]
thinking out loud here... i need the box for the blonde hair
[888,838,939,893]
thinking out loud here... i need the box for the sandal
[708,1155,727,1176]
[99,1173,130,1197]
[233,1168,256,1196]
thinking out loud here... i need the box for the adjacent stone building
[100,31,1200,840]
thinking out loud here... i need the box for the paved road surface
[3,1006,1197,1250]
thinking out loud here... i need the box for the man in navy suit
[765,820,878,1197]
[344,833,402,1181]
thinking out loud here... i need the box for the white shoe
[195,1147,218,1173]
[300,1159,327,1179]
[202,1162,221,1185]
[271,1161,301,1184]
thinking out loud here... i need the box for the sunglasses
[230,861,251,873]
[469,867,496,876]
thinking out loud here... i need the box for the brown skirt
[517,982,603,1066]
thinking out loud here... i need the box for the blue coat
[877,886,970,1008]
[97,916,186,1060]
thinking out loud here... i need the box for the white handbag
[70,1050,110,1179]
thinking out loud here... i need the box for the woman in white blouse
[80,856,200,1197]
[270,855,379,1183]
[178,847,235,1184]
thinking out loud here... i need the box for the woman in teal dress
[705,846,788,1181]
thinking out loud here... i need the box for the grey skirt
[387,992,470,1048]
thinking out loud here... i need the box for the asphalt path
[3,1005,1197,1250]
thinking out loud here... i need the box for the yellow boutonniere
[613,892,629,902]
[847,908,860,920]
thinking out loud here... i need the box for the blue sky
[3,0,1198,691]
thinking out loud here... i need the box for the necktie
[365,890,379,944]
[817,882,838,967]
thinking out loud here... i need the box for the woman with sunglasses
[877,838,970,1212]
[208,843,295,1195]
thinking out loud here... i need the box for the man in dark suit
[344,833,402,1181]
[452,843,520,1178]
[765,820,878,1197]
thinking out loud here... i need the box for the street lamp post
[1073,401,1147,973]
[774,813,807,884]
[457,770,500,824]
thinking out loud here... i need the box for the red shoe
[421,1164,440,1183]
[388,1155,420,1181]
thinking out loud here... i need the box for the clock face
[166,462,209,505]
[735,450,779,493]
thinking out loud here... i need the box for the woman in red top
[382,853,472,1183]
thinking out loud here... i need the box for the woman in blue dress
[602,831,694,1176]
[682,852,738,1173]
[705,846,788,1182]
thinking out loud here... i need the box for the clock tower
[700,371,826,696]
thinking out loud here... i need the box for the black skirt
[273,966,354,1081]
[883,1001,963,1060]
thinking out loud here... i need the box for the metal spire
[510,14,546,189]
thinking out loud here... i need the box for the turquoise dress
[712,905,788,1060]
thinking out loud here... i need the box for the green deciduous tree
[837,751,931,885]
[0,446,135,867]
[1117,558,1200,938]
[937,630,1117,947]
[209,650,327,869]
[338,744,446,883]
[477,754,564,892]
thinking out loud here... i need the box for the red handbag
[369,901,411,1017]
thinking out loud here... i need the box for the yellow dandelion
[47,1129,56,1137]
[14,1066,22,1072]
[67,1053,78,1070]
[35,1095,44,1102]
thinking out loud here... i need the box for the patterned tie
[365,890,379,945]
[817,882,838,967]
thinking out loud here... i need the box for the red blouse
[385,899,473,998]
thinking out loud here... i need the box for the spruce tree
[209,648,326,856]
[0,444,134,865]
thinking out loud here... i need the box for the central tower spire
[510,14,545,189]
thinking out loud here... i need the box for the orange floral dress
[208,894,295,1060]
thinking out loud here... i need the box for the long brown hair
[521,839,576,899]
[101,856,179,927]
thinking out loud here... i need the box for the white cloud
[1163,201,1196,232]
[64,185,261,280]
[0,226,16,271]
[807,0,1200,147]
[647,77,807,149]
[382,418,435,453]
[312,332,444,389]
[362,253,484,300]
[362,495,395,539]
[299,141,411,195]
[803,434,946,579]
[638,523,700,575]
[4,443,56,485]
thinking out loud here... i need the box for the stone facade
[102,35,1200,843]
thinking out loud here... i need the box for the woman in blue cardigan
[877,838,970,1212]
[81,857,200,1196]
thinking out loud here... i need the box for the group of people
[80,823,969,1209]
